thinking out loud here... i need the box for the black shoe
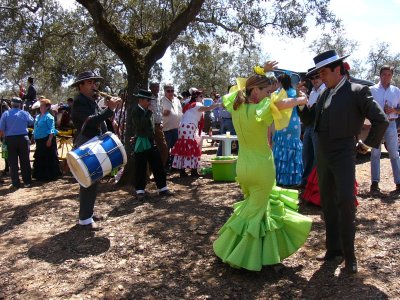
[92,215,105,222]
[341,259,358,274]
[316,250,343,262]
[190,169,200,177]
[370,181,380,192]
[396,184,400,192]
[179,169,188,178]
[136,193,146,200]
[79,222,102,231]
[159,190,174,197]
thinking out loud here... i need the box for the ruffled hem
[172,156,200,169]
[273,136,303,186]
[213,186,312,271]
[302,167,320,206]
[171,138,201,157]
[302,167,359,207]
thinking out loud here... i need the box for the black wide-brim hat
[71,71,103,87]
[133,89,153,100]
[307,50,350,77]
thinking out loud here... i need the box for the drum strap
[73,117,89,148]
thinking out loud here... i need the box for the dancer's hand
[263,61,279,72]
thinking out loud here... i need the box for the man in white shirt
[370,65,400,192]
[161,83,182,169]
[299,70,326,188]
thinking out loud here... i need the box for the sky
[58,0,400,80]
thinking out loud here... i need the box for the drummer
[71,71,119,231]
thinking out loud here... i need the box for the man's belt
[388,118,397,122]
[222,118,232,120]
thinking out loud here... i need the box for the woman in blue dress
[272,73,303,186]
[33,98,61,181]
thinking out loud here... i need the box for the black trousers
[6,135,32,187]
[79,181,98,221]
[134,146,166,191]
[317,134,357,262]
[75,134,97,223]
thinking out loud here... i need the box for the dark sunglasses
[166,89,174,93]
[311,75,320,80]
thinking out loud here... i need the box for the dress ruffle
[171,123,202,169]
[302,166,359,207]
[213,186,312,271]
[222,89,293,129]
[273,135,303,186]
[302,167,320,206]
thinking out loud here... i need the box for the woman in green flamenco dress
[213,66,312,271]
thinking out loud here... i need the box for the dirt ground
[0,142,399,300]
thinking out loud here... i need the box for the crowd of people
[1,48,399,275]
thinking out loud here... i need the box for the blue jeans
[301,126,318,185]
[371,120,400,184]
[163,128,179,167]
[217,118,237,156]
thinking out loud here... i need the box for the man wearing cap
[71,71,119,231]
[0,97,34,188]
[299,68,326,188]
[132,89,173,199]
[298,50,388,274]
[369,65,400,193]
[149,82,168,166]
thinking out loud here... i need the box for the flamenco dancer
[213,62,312,271]
[171,89,220,177]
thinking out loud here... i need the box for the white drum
[67,132,127,187]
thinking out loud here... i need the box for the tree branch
[144,0,206,70]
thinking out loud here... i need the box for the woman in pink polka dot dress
[172,89,220,177]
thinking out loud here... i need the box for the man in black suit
[132,89,173,200]
[298,50,388,274]
[71,71,119,231]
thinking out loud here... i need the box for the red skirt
[302,166,359,206]
[171,123,202,169]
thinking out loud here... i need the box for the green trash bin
[211,156,237,182]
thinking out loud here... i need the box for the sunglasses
[166,89,174,93]
[311,75,320,80]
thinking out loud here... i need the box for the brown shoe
[79,222,102,231]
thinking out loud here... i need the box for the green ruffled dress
[213,91,312,271]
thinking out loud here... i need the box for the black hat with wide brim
[70,71,103,87]
[307,50,350,77]
[133,89,153,100]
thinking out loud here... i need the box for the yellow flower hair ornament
[253,66,265,76]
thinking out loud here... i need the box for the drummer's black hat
[133,89,153,100]
[306,50,350,77]
[71,71,103,87]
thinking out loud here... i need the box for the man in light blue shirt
[0,97,34,188]
[370,65,400,193]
